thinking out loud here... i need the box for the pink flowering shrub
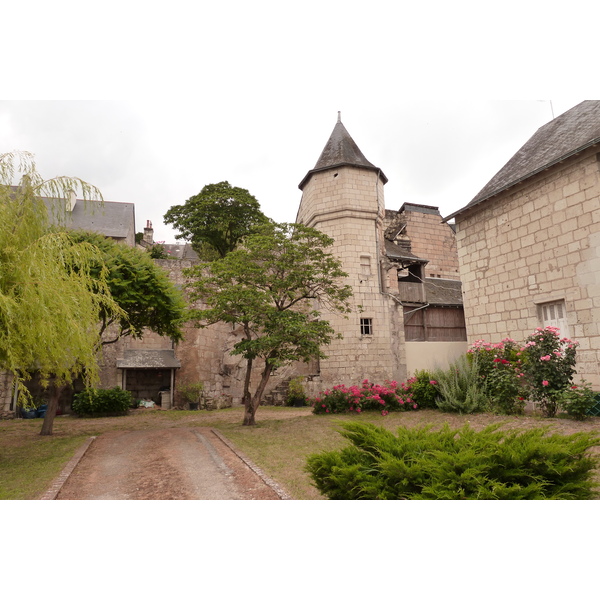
[310,379,418,415]
[468,327,581,418]
[467,337,526,415]
[520,327,579,417]
[407,370,440,409]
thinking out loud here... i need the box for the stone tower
[296,114,406,386]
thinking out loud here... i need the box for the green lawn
[2,406,599,500]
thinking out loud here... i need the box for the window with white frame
[360,318,373,335]
[537,300,569,339]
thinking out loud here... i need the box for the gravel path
[54,427,286,500]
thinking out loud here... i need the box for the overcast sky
[0,98,585,244]
[4,0,599,574]
[2,1,597,245]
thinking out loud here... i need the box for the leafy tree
[186,222,353,426]
[0,151,121,435]
[163,181,270,258]
[70,232,187,344]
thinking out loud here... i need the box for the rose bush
[520,327,578,417]
[310,379,418,415]
[467,338,526,415]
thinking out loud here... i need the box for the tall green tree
[163,181,270,258]
[70,232,187,344]
[0,151,121,435]
[186,223,353,426]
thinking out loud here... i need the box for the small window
[538,300,569,338]
[360,255,371,276]
[360,318,373,335]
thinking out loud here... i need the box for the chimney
[143,220,154,244]
[66,189,77,212]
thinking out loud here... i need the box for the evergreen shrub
[306,421,600,500]
[72,387,133,417]
[286,377,307,406]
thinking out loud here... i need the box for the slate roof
[384,239,428,264]
[444,100,600,221]
[44,198,135,240]
[161,244,199,260]
[299,116,388,189]
[116,349,181,369]
[424,278,463,305]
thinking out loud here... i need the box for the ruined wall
[113,258,307,406]
[385,204,461,280]
[455,149,600,388]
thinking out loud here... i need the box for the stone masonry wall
[455,148,600,388]
[384,205,461,280]
[111,258,306,406]
[297,166,406,387]
[404,209,461,280]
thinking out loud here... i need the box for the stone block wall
[297,166,407,387]
[384,204,461,280]
[455,148,600,388]
[102,258,308,407]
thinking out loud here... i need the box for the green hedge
[306,422,600,500]
[72,387,133,417]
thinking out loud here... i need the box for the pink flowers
[542,380,549,386]
[309,378,419,415]
[429,380,437,385]
[540,355,551,362]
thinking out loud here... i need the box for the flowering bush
[466,327,583,418]
[520,327,578,417]
[467,338,526,415]
[558,382,598,421]
[407,370,440,409]
[310,379,418,415]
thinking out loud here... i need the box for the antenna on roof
[337,111,341,123]
[550,100,555,119]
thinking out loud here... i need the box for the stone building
[445,100,600,389]
[295,115,467,391]
[2,115,468,414]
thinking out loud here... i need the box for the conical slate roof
[445,100,600,221]
[299,115,387,189]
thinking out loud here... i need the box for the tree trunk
[242,356,253,406]
[40,385,63,436]
[242,362,273,426]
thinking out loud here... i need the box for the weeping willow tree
[0,151,122,434]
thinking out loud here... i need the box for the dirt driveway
[53,427,288,500]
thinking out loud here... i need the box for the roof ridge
[444,100,600,221]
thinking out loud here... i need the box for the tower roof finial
[337,111,341,123]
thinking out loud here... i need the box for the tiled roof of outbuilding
[444,100,600,221]
[384,239,428,264]
[116,349,181,369]
[424,278,463,305]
